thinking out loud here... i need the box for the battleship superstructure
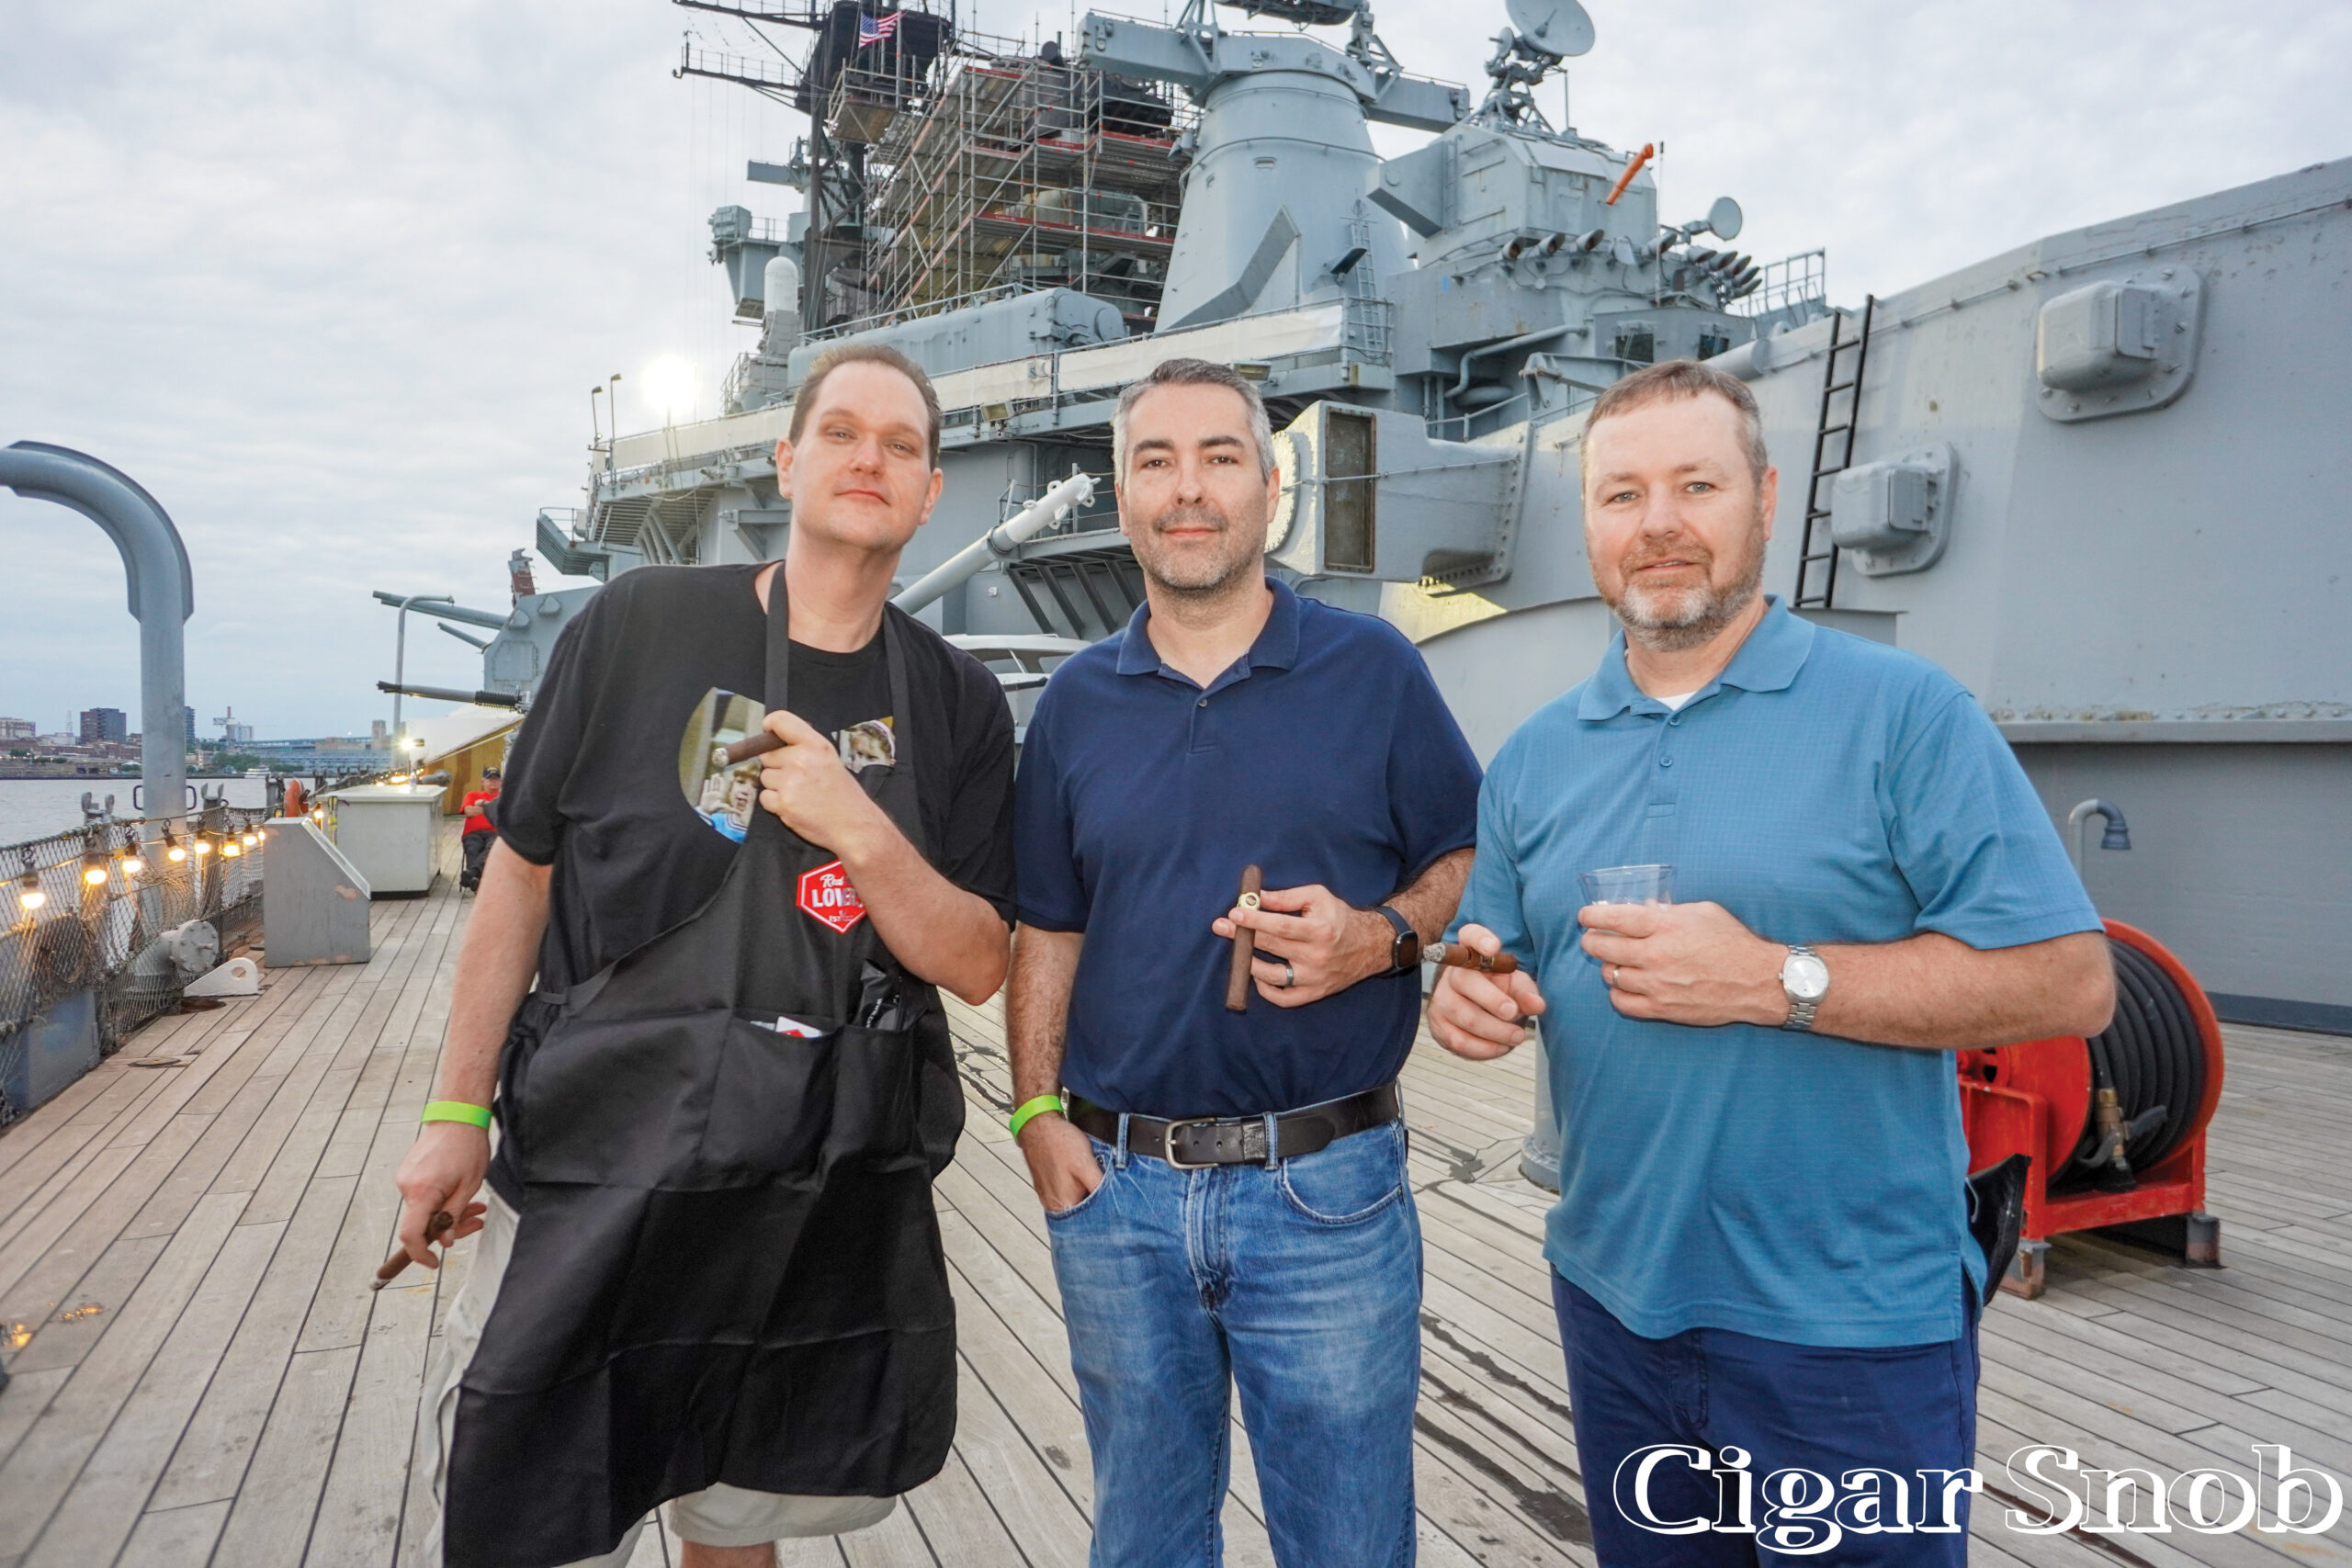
[385,0,2350,1031]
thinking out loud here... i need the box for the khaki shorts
[417,1190,897,1566]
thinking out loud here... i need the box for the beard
[1132,501,1261,596]
[1607,513,1768,653]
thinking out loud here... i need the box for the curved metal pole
[388,593,454,750]
[0,442,194,831]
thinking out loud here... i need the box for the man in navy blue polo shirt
[1009,357,1482,1567]
[1431,359,2116,1565]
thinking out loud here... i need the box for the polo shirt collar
[1577,594,1816,721]
[1114,575,1302,681]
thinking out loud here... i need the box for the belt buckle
[1160,1117,1219,1169]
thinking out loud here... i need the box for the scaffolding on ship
[853,46,1193,329]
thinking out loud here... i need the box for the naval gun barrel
[376,680,523,710]
[371,590,513,632]
[891,469,1098,615]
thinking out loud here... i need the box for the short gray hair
[1580,358,1770,488]
[1112,357,1276,479]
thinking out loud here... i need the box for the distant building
[370,719,390,751]
[185,705,197,744]
[79,707,128,744]
[0,718,34,742]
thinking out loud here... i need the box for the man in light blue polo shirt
[1430,359,2116,1565]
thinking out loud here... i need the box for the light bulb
[121,856,145,877]
[83,864,109,886]
[241,832,258,847]
[193,840,212,856]
[166,846,187,863]
[18,886,44,912]
[221,842,243,859]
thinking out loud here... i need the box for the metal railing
[0,806,270,1130]
[1728,249,1827,321]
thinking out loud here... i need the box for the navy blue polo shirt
[1015,579,1482,1117]
[1458,598,2101,1348]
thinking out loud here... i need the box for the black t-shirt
[495,562,1017,992]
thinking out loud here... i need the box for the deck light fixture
[164,829,187,863]
[17,851,43,912]
[119,828,145,879]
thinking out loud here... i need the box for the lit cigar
[372,1210,455,1291]
[1429,942,1519,976]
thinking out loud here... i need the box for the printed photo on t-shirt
[678,688,766,842]
[675,688,897,842]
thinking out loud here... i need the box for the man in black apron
[391,344,1016,1568]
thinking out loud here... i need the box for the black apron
[446,588,964,1568]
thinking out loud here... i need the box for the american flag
[855,11,902,47]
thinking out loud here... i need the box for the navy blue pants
[1553,1274,1980,1566]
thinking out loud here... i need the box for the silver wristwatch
[1780,944,1829,1032]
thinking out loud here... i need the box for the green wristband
[422,1100,492,1129]
[1007,1093,1065,1140]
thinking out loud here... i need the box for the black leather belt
[1068,1083,1402,1168]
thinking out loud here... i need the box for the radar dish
[1504,0,1593,59]
[1218,0,1363,27]
[1707,197,1744,242]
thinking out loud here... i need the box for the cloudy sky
[3,0,2346,740]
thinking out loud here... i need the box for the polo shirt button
[1668,716,1682,727]
[1197,697,1207,707]
[1659,756,1673,768]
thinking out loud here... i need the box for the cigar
[718,730,786,767]
[1429,942,1519,976]
[1224,864,1263,1012]
[372,1210,455,1291]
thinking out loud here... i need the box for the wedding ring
[1279,959,1296,989]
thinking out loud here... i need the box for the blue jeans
[1046,1118,1422,1568]
[1553,1273,1980,1567]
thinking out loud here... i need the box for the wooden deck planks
[0,860,2342,1567]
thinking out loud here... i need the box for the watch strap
[1370,904,1418,975]
[1780,944,1823,1033]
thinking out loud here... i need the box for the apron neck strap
[763,564,915,777]
[763,562,794,714]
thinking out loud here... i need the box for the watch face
[1397,931,1423,969]
[1784,953,1830,1000]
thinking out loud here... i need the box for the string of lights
[0,807,270,1128]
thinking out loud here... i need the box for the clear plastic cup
[1578,864,1675,908]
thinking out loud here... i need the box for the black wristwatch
[1371,904,1422,976]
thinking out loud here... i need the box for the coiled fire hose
[2063,937,2209,1191]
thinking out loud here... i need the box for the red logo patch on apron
[797,861,867,934]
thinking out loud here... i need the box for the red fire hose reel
[1958,919,2227,1298]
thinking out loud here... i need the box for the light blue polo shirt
[1459,598,2099,1348]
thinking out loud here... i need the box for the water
[0,778,276,846]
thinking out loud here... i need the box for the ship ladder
[1792,294,1876,609]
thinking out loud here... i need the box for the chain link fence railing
[0,804,270,1130]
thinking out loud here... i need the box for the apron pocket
[521,1006,741,1188]
[700,1019,924,1182]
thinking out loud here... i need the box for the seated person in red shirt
[458,767,501,890]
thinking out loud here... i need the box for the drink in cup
[1578,864,1675,910]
